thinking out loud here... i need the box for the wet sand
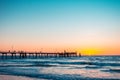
[0,75,36,80]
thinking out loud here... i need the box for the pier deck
[0,51,81,59]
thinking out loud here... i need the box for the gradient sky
[0,0,120,55]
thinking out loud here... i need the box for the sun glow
[78,48,101,56]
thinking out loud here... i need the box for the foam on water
[0,56,120,80]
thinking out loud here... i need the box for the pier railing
[0,51,81,59]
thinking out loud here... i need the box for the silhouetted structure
[0,50,81,59]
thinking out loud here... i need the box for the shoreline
[0,74,34,80]
[0,74,47,80]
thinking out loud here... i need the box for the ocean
[0,56,120,80]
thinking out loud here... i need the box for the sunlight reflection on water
[0,56,120,80]
[40,67,120,79]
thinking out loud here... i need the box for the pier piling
[0,51,81,59]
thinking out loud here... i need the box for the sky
[0,0,120,55]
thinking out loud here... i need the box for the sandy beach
[0,75,36,80]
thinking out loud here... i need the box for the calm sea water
[0,56,120,80]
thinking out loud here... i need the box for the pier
[0,51,81,59]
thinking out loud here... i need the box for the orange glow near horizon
[0,44,120,56]
[76,46,120,56]
[79,48,101,56]
[0,0,120,56]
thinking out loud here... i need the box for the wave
[0,60,120,68]
[0,56,120,80]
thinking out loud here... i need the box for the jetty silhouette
[0,50,81,59]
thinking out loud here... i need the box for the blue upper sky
[0,0,120,54]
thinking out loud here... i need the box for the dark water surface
[0,56,120,80]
